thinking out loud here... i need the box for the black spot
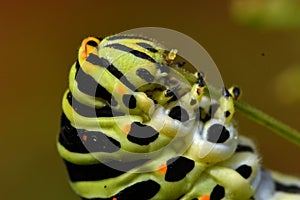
[66,92,125,117]
[136,42,158,53]
[275,182,300,193]
[165,89,174,97]
[59,113,121,153]
[122,94,137,109]
[235,145,254,153]
[236,165,252,179]
[168,106,189,122]
[136,68,155,82]
[190,99,197,106]
[197,107,211,122]
[222,87,231,99]
[197,72,205,87]
[167,95,178,103]
[224,111,231,118]
[86,40,98,47]
[206,124,230,143]
[165,86,182,103]
[210,185,225,200]
[165,156,195,182]
[127,122,159,145]
[115,180,160,200]
[232,87,240,99]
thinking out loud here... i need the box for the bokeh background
[1,0,300,199]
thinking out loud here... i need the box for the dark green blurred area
[0,0,299,199]
[230,0,300,30]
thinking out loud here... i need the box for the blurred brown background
[0,0,299,199]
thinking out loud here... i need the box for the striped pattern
[58,34,300,200]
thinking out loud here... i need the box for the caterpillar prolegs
[57,34,300,199]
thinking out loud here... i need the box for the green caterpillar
[57,34,300,200]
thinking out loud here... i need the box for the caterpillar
[57,34,300,200]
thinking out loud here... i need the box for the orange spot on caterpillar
[157,164,167,174]
[112,198,117,200]
[199,195,210,200]
[82,134,87,141]
[116,84,127,95]
[123,124,131,134]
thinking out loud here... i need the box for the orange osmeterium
[80,37,100,59]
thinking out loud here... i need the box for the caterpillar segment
[58,34,300,200]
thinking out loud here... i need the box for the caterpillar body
[57,34,300,200]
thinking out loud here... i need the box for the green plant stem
[235,100,300,147]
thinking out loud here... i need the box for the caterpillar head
[71,34,241,167]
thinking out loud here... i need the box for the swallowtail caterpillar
[57,33,300,199]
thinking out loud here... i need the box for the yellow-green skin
[58,34,300,200]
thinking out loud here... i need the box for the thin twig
[234,100,300,147]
